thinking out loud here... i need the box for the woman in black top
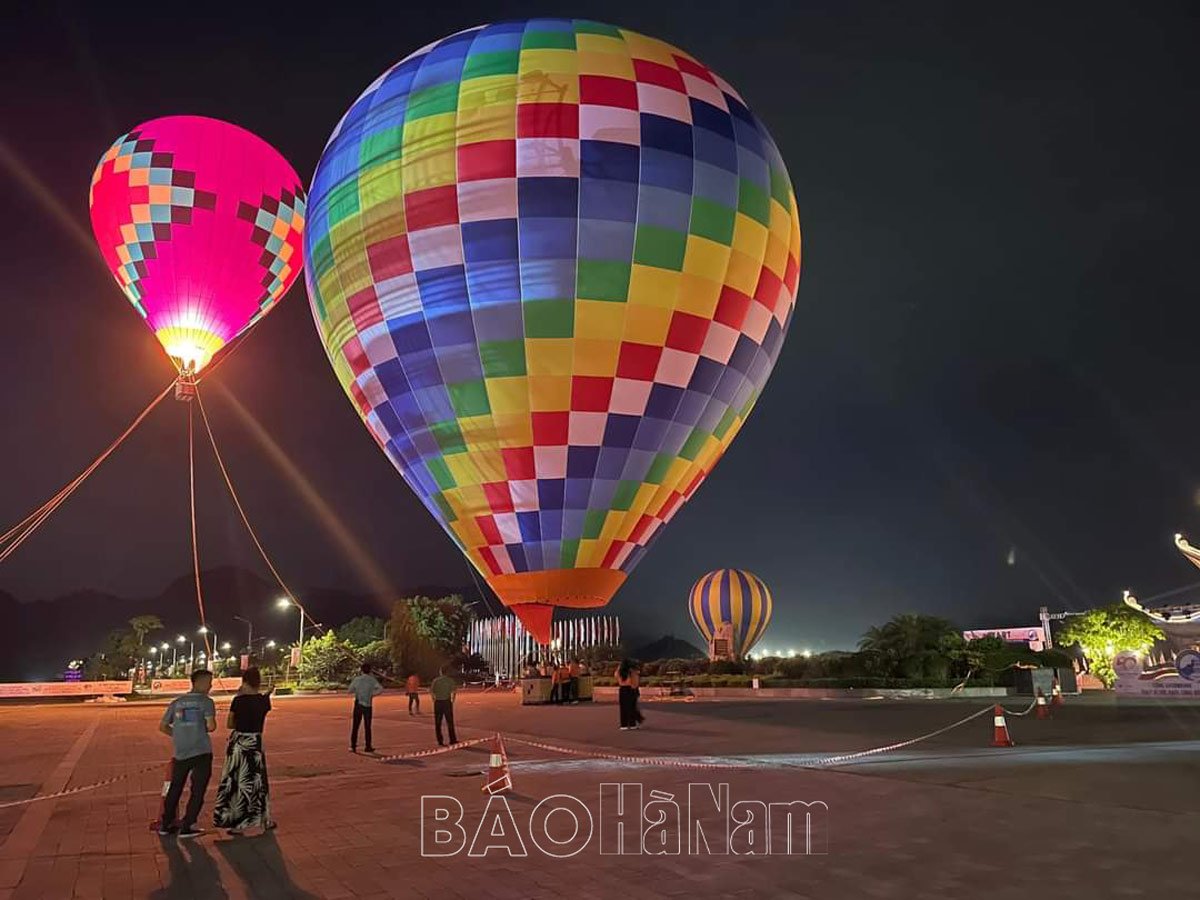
[213,667,275,834]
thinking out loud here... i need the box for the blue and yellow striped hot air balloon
[688,568,772,658]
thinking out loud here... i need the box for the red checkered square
[579,75,639,110]
[348,284,383,331]
[483,481,515,513]
[532,411,569,445]
[753,268,785,314]
[571,375,614,412]
[664,311,710,353]
[457,140,517,182]
[518,103,579,140]
[633,59,685,93]
[404,185,459,231]
[366,234,413,281]
[502,447,536,480]
[479,546,502,576]
[714,286,751,331]
[476,515,502,545]
[343,336,370,378]
[616,342,663,381]
[673,55,716,85]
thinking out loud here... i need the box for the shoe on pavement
[364,746,376,753]
[178,826,205,839]
[157,825,177,836]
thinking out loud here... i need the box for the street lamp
[276,596,305,665]
[198,625,216,667]
[174,636,185,674]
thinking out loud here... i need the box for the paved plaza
[1,691,1198,899]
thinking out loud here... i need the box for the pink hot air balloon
[89,115,306,372]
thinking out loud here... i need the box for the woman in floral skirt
[213,667,275,835]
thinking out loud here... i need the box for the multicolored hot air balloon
[689,568,773,659]
[305,20,801,643]
[90,115,306,372]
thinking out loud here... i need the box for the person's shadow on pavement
[216,832,320,899]
[151,836,228,899]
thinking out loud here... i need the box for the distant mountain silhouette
[633,634,706,661]
[0,566,480,681]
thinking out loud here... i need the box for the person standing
[348,663,383,753]
[213,667,275,835]
[158,669,217,837]
[630,660,645,728]
[405,672,421,715]
[615,659,636,731]
[429,666,458,746]
[567,660,581,705]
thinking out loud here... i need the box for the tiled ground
[1,691,1197,898]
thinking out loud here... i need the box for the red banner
[0,680,133,698]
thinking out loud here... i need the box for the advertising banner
[149,677,242,695]
[0,680,133,698]
[962,626,1045,650]
[1114,650,1200,697]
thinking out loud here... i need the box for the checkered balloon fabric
[90,116,306,372]
[305,20,801,637]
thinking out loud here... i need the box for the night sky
[3,1,1199,651]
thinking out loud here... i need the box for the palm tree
[128,615,164,648]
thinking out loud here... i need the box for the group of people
[157,667,275,838]
[523,658,592,704]
[157,662,461,839]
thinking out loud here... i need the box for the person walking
[213,667,275,835]
[615,659,637,730]
[158,669,217,838]
[429,666,458,746]
[549,660,561,705]
[405,672,421,715]
[348,663,383,753]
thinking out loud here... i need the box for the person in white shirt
[347,663,384,753]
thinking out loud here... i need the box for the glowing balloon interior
[689,568,772,658]
[305,21,801,642]
[90,115,306,371]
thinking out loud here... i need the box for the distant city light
[803,649,812,658]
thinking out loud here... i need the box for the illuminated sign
[962,627,1045,649]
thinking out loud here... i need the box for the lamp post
[276,597,304,683]
[174,636,185,675]
[234,616,253,655]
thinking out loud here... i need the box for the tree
[338,616,386,648]
[858,614,960,679]
[1057,604,1163,687]
[128,615,164,649]
[388,595,473,678]
[297,632,357,685]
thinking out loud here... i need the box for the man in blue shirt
[348,663,384,753]
[158,669,217,838]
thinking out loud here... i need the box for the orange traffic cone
[1035,688,1051,719]
[1051,676,1064,707]
[991,705,1014,747]
[482,734,512,795]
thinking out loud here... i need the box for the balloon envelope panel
[689,568,773,658]
[89,115,307,371]
[305,21,800,639]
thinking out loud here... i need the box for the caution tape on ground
[0,762,164,810]
[1,697,1047,808]
[373,735,492,763]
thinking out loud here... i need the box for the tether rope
[0,380,176,563]
[187,403,211,658]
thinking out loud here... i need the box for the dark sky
[3,0,1199,651]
